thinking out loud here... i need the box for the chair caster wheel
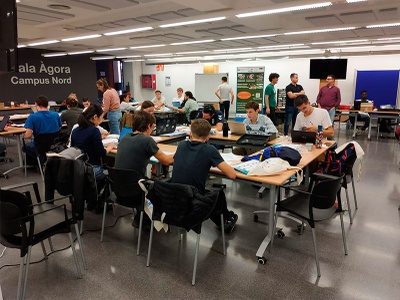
[253,214,258,222]
[297,224,305,232]
[258,192,263,198]
[277,230,285,238]
[3,174,8,179]
[257,256,267,264]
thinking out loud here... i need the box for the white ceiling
[15,0,400,63]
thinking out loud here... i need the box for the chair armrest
[1,181,38,191]
[311,172,341,181]
[280,183,312,196]
[14,203,67,223]
[28,195,72,208]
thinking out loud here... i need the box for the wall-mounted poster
[236,66,265,121]
[165,76,171,87]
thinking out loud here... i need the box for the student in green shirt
[264,73,280,126]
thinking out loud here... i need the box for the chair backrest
[34,132,60,154]
[310,175,343,210]
[107,167,144,207]
[120,112,135,130]
[146,180,218,233]
[189,109,201,122]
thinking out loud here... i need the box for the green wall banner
[236,66,265,121]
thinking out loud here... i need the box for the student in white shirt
[151,90,166,110]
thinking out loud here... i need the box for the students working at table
[115,111,174,226]
[197,104,224,131]
[170,119,238,233]
[349,90,371,134]
[294,95,334,138]
[171,91,198,123]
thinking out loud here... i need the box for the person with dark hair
[294,95,334,138]
[151,90,166,110]
[284,73,305,135]
[61,97,83,134]
[138,100,155,114]
[316,74,341,124]
[115,111,173,176]
[96,78,122,135]
[264,73,280,126]
[349,90,371,134]
[197,104,224,131]
[119,93,138,113]
[71,104,115,183]
[24,95,62,160]
[171,91,199,122]
[170,119,238,233]
[82,97,91,108]
[215,76,234,120]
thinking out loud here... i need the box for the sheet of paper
[152,136,163,141]
[220,153,243,164]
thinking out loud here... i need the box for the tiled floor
[1,128,400,299]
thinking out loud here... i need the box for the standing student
[294,95,334,138]
[284,73,305,135]
[170,119,238,233]
[215,76,234,120]
[264,73,280,126]
[96,78,122,135]
[316,74,341,124]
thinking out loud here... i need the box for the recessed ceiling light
[47,4,71,10]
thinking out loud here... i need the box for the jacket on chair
[146,180,218,233]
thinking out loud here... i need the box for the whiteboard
[195,73,229,102]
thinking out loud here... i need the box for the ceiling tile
[305,15,343,27]
[339,11,376,23]
[354,28,385,37]
[377,8,398,20]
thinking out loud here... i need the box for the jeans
[92,164,106,181]
[349,114,370,131]
[219,101,230,120]
[327,107,336,125]
[284,106,299,135]
[107,110,122,135]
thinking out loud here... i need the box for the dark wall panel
[0,48,97,104]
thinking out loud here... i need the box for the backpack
[318,143,356,176]
[243,145,302,166]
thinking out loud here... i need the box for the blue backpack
[242,145,302,166]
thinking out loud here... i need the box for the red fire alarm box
[142,74,156,89]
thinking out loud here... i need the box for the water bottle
[222,121,229,137]
[315,125,323,149]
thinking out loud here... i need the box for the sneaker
[224,211,238,233]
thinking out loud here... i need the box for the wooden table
[0,126,26,178]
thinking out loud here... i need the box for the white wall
[123,53,400,112]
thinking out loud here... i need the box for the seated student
[71,104,115,184]
[82,97,91,108]
[171,91,199,123]
[349,90,371,134]
[294,94,334,138]
[170,119,238,233]
[233,101,278,155]
[119,93,138,113]
[135,100,155,114]
[61,97,83,134]
[197,104,224,131]
[151,90,166,110]
[115,111,174,226]
[24,95,62,162]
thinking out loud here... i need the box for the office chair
[0,187,85,300]
[274,173,347,277]
[140,179,226,285]
[101,167,145,256]
[23,132,59,181]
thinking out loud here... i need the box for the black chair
[0,142,13,163]
[189,109,201,123]
[140,179,226,285]
[23,132,59,181]
[274,173,348,277]
[0,186,84,299]
[101,167,145,256]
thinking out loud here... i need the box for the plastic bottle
[10,101,15,108]
[222,121,229,137]
[315,125,323,149]
[25,99,29,105]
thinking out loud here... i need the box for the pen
[259,154,263,161]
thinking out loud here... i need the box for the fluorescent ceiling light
[329,45,376,51]
[90,56,116,60]
[104,27,153,36]
[170,39,214,46]
[366,23,400,28]
[377,37,400,41]
[221,34,276,41]
[213,48,252,52]
[236,2,331,18]
[123,59,145,62]
[175,50,209,55]
[130,44,166,49]
[311,39,368,45]
[17,45,26,48]
[346,0,367,3]
[284,27,356,35]
[144,53,173,57]
[42,53,67,57]
[27,40,59,46]
[173,56,201,61]
[146,58,174,61]
[61,34,102,42]
[258,43,305,49]
[68,50,94,55]
[96,48,127,52]
[116,55,142,58]
[160,17,225,28]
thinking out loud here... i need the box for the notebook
[0,115,10,132]
[291,130,316,143]
[228,121,246,135]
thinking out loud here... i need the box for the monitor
[309,59,347,80]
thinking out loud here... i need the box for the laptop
[291,130,316,143]
[119,127,132,140]
[0,115,10,132]
[228,121,246,135]
[237,133,273,147]
[172,101,181,108]
[151,117,177,136]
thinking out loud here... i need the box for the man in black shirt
[284,73,305,135]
